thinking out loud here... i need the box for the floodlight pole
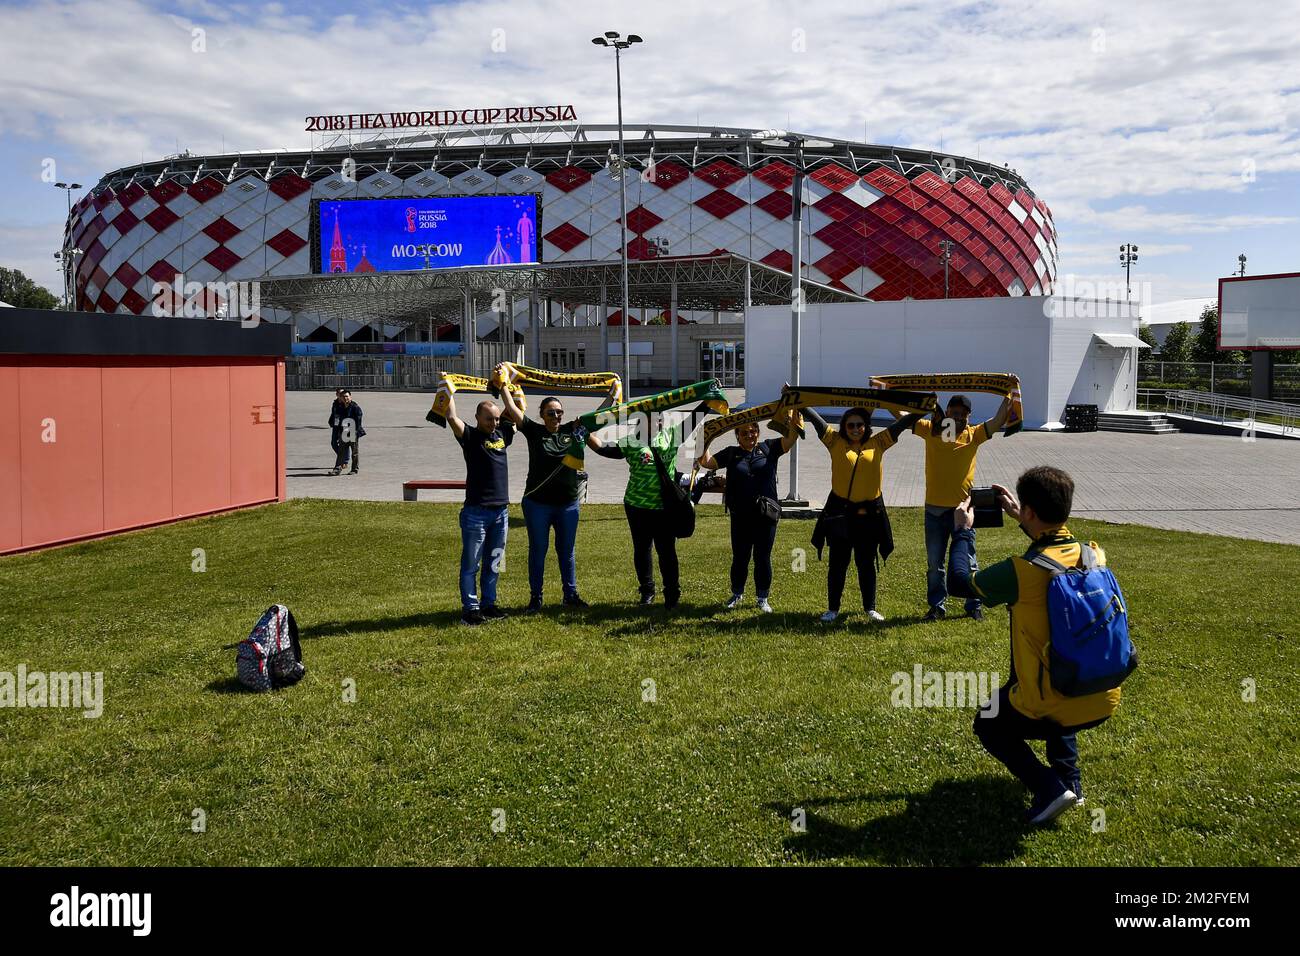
[1119,243,1139,299]
[53,182,82,309]
[788,155,805,502]
[614,43,631,390]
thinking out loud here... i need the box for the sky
[1,0,1297,305]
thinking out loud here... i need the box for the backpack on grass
[236,605,306,692]
[1026,545,1137,697]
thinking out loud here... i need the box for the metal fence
[1138,388,1300,436]
[287,343,524,391]
[1138,361,1300,400]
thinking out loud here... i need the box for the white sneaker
[867,609,885,622]
[819,610,838,624]
[725,593,743,610]
[757,598,773,613]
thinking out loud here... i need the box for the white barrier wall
[745,296,1141,428]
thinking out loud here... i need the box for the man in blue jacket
[329,390,365,475]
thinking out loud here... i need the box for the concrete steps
[1097,411,1180,434]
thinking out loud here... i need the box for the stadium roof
[93,123,1038,201]
[258,253,865,327]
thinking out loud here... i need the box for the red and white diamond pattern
[73,156,1058,318]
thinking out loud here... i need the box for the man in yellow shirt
[899,395,1011,622]
[947,465,1122,825]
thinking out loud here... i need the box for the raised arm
[779,411,804,452]
[887,413,923,441]
[983,396,1012,435]
[597,379,621,411]
[446,392,467,440]
[803,406,830,440]
[496,378,525,426]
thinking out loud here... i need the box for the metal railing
[1139,388,1300,436]
[286,344,525,391]
[1139,361,1300,401]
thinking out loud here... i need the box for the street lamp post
[1119,243,1139,299]
[591,31,642,392]
[53,181,82,309]
[938,239,955,299]
[757,130,832,505]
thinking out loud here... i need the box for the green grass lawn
[1,499,1296,866]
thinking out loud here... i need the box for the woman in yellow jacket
[806,406,922,623]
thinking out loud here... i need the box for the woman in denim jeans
[496,370,616,613]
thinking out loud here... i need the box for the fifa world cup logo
[406,207,417,233]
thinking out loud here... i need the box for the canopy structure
[258,253,866,328]
[1093,332,1151,349]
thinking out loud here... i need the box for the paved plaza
[289,390,1300,545]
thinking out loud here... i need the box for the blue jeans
[974,685,1108,799]
[522,497,581,597]
[459,504,508,611]
[925,507,980,612]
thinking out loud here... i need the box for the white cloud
[2,0,1299,297]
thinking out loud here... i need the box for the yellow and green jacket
[959,526,1122,726]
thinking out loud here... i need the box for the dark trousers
[973,685,1108,799]
[827,524,878,612]
[625,504,679,599]
[334,440,358,470]
[330,433,350,465]
[730,512,778,598]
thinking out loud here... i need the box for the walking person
[444,393,514,626]
[695,414,803,612]
[328,389,365,476]
[588,412,685,609]
[893,395,1011,622]
[495,369,617,612]
[328,389,349,472]
[807,406,922,624]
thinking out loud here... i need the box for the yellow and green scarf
[425,364,623,428]
[565,378,730,470]
[768,385,940,437]
[868,372,1023,436]
[425,373,524,428]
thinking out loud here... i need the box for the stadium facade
[62,123,1059,342]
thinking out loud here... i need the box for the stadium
[61,121,1061,347]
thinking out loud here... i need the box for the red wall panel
[228,362,278,507]
[102,365,173,531]
[0,366,20,552]
[1,355,283,556]
[170,363,231,518]
[19,364,105,546]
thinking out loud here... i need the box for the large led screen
[318,195,539,273]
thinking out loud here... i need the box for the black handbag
[652,448,696,539]
[754,496,782,523]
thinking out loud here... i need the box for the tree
[1192,304,1245,365]
[1137,321,1158,349]
[0,267,60,310]
[1161,321,1193,364]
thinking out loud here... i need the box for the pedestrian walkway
[287,391,1300,544]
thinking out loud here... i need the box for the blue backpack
[1026,544,1138,697]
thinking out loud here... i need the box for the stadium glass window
[577,349,586,369]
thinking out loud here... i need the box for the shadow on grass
[769,775,1030,865]
[205,676,252,694]
[300,611,463,639]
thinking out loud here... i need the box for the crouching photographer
[946,465,1136,826]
